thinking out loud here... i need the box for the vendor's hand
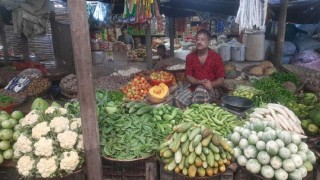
[202,79,213,90]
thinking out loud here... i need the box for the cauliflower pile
[36,156,57,178]
[57,130,78,149]
[21,110,39,127]
[34,137,54,157]
[60,151,80,171]
[32,122,50,139]
[15,105,84,178]
[49,116,70,133]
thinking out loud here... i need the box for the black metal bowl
[221,96,254,110]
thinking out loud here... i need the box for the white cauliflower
[45,106,58,114]
[21,110,39,127]
[59,108,67,115]
[60,151,80,171]
[70,118,81,130]
[49,116,70,133]
[16,134,32,153]
[32,122,50,139]
[77,135,84,150]
[36,156,57,178]
[57,130,78,149]
[17,155,35,177]
[34,137,54,157]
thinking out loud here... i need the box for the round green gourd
[270,156,282,170]
[257,151,270,165]
[237,155,247,166]
[274,168,288,180]
[261,165,275,179]
[287,143,298,154]
[244,145,258,159]
[266,141,279,156]
[246,159,261,174]
[248,134,259,145]
[282,159,296,172]
[288,169,302,180]
[256,141,266,151]
[275,139,285,149]
[279,147,292,159]
[291,154,303,168]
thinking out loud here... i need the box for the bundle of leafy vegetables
[253,77,296,106]
[64,90,124,117]
[0,95,14,107]
[270,72,299,86]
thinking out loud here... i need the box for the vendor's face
[121,29,127,35]
[195,33,209,50]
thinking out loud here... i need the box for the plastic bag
[87,2,112,29]
[290,50,320,71]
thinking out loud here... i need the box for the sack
[293,36,320,52]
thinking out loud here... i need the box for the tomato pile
[121,76,151,100]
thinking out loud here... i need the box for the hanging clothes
[122,0,137,23]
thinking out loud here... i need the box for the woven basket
[102,155,154,162]
[0,89,27,107]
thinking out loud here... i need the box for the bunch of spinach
[253,77,296,106]
[270,72,299,85]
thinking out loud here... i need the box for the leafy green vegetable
[253,77,296,106]
[0,95,14,107]
[270,72,299,86]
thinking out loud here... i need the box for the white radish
[273,114,289,131]
[254,107,270,114]
[299,134,307,139]
[250,112,264,119]
[249,117,259,121]
[283,107,301,125]
[277,113,294,131]
[268,103,286,108]
[267,104,289,119]
[266,114,281,128]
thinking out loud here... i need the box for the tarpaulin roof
[159,0,320,24]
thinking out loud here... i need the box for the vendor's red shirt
[185,49,225,91]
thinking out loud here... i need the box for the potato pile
[247,61,277,76]
[24,78,51,96]
[60,74,78,93]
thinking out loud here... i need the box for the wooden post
[21,34,30,61]
[169,17,175,57]
[145,159,157,180]
[0,14,9,62]
[145,23,153,69]
[67,0,103,179]
[274,0,288,68]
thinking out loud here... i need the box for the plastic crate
[159,163,234,180]
[102,157,158,180]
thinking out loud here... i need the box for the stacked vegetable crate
[102,157,158,180]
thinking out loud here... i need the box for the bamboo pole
[67,0,103,179]
[275,0,288,68]
[169,17,175,57]
[145,23,153,69]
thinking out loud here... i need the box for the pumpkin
[148,83,169,103]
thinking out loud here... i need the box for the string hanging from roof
[235,0,269,32]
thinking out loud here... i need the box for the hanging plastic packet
[5,77,31,93]
[87,2,113,29]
